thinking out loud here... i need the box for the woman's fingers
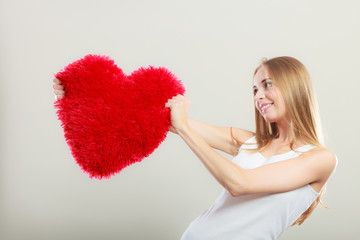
[53,83,64,90]
[53,77,61,84]
[54,89,65,95]
[54,89,65,100]
[165,94,190,131]
[165,99,174,108]
[54,95,64,100]
[165,94,186,107]
[53,77,65,100]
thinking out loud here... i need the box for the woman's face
[253,66,288,123]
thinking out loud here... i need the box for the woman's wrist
[176,122,192,137]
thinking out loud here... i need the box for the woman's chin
[262,115,277,123]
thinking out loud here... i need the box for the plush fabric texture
[54,54,185,179]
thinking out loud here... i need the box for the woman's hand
[53,76,65,100]
[165,94,191,133]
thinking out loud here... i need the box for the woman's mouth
[261,103,273,113]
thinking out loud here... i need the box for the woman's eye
[253,89,258,95]
[265,82,273,88]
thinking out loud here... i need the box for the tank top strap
[240,137,318,152]
[239,135,257,150]
[293,144,316,153]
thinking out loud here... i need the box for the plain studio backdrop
[0,0,359,239]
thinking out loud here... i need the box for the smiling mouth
[261,103,273,113]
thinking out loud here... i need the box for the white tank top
[181,136,324,240]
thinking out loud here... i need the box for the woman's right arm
[183,118,255,156]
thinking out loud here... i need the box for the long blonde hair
[250,56,326,226]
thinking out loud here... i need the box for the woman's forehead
[253,67,271,86]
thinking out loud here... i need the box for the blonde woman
[165,56,337,240]
[53,56,337,240]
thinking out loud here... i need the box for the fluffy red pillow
[54,54,185,179]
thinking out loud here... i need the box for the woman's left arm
[238,148,336,195]
[166,95,337,196]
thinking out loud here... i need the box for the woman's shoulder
[302,146,338,178]
[306,146,336,159]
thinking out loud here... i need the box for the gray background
[0,0,359,239]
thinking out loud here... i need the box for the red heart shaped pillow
[54,54,185,179]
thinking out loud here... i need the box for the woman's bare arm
[186,118,254,156]
[179,124,336,196]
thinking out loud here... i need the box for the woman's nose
[254,88,265,101]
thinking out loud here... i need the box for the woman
[53,56,337,239]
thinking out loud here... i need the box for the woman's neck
[273,119,305,147]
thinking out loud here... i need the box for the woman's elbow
[229,189,242,197]
[226,168,251,197]
[228,181,250,197]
